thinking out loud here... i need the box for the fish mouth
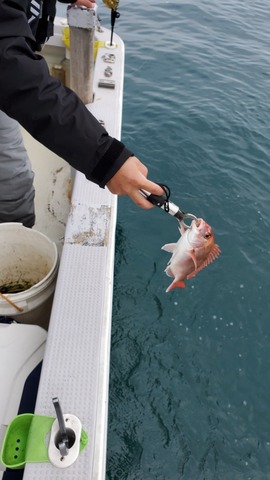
[193,218,213,238]
[194,218,203,228]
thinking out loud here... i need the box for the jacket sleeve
[0,2,132,187]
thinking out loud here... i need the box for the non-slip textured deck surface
[24,27,124,480]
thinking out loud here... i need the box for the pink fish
[161,218,221,292]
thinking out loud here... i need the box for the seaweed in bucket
[0,281,35,294]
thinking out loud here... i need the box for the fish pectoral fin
[161,243,177,253]
[166,278,185,292]
[186,249,198,270]
[187,243,221,279]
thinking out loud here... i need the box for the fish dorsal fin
[161,243,177,253]
[187,244,221,279]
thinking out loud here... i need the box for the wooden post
[67,6,96,104]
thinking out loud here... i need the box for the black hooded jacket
[0,0,132,187]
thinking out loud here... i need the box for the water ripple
[106,1,270,478]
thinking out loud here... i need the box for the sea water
[99,1,270,479]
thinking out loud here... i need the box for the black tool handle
[139,184,170,207]
[140,184,184,220]
[146,186,171,208]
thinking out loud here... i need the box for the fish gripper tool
[140,184,198,228]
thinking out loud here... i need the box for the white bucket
[0,223,58,330]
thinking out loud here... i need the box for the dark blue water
[96,1,270,479]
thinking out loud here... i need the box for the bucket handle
[0,293,24,312]
[0,296,28,313]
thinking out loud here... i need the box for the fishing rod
[102,0,120,46]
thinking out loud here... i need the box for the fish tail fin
[166,279,185,292]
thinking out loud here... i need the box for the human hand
[106,156,164,209]
[73,0,96,7]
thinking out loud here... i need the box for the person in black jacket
[0,0,162,227]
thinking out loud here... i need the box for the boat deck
[21,20,124,480]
